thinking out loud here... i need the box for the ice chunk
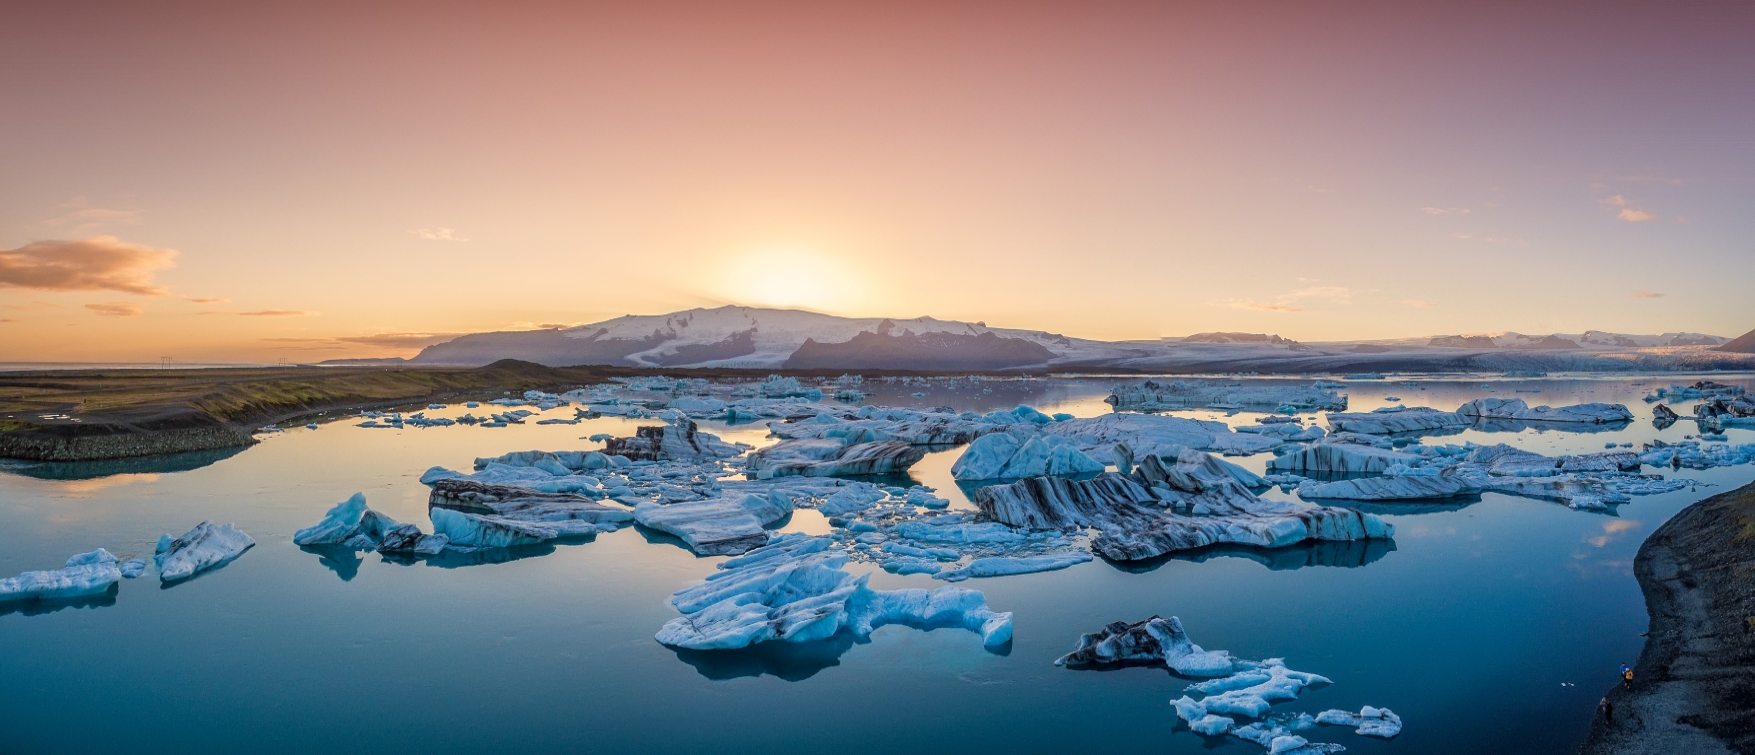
[603,418,745,461]
[154,522,255,582]
[1055,615,1238,676]
[1456,397,1633,424]
[1325,406,1469,435]
[893,520,1026,544]
[1316,706,1402,738]
[933,552,1092,582]
[119,559,146,578]
[1267,442,1418,474]
[748,438,926,478]
[419,466,463,484]
[634,491,793,555]
[1045,414,1283,458]
[429,506,559,548]
[950,432,1023,480]
[293,493,370,545]
[1191,714,1236,736]
[656,534,1012,650]
[0,549,123,603]
[1298,472,1481,501]
[882,557,943,575]
[1107,380,1346,412]
[1190,659,1332,718]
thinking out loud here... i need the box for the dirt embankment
[1580,482,1755,755]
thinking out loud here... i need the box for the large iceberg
[430,507,561,548]
[293,493,451,554]
[747,438,927,478]
[0,549,123,604]
[973,456,1393,561]
[655,534,1012,650]
[1043,414,1285,459]
[634,491,794,555]
[428,479,635,535]
[1325,406,1469,435]
[155,521,255,582]
[950,432,1108,480]
[603,417,745,461]
[1456,397,1633,424]
[1267,442,1417,475]
[1054,615,1237,676]
[1107,380,1346,412]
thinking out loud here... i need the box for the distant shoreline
[1579,481,1755,755]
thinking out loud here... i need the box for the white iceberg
[1325,406,1469,435]
[634,491,793,555]
[1316,706,1402,738]
[1456,397,1633,424]
[951,433,1108,480]
[655,534,1012,650]
[933,552,1092,582]
[429,507,558,548]
[155,522,255,582]
[0,549,123,603]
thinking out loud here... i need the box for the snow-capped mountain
[384,306,1750,373]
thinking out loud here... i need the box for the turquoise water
[2,375,1751,754]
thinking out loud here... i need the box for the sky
[2,0,1753,362]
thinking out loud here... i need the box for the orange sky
[2,1,1752,362]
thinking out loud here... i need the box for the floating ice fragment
[0,549,123,603]
[155,522,255,582]
[933,552,1092,582]
[1315,706,1402,738]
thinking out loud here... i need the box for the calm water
[2,374,1752,755]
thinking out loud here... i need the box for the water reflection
[0,445,247,480]
[1105,537,1397,573]
[670,623,1011,681]
[0,584,119,617]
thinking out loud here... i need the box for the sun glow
[712,248,867,313]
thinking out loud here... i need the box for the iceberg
[634,491,794,555]
[950,433,1108,480]
[429,479,635,534]
[603,418,744,461]
[1045,414,1284,458]
[1267,442,1417,474]
[1325,406,1468,435]
[973,464,1393,561]
[293,493,454,554]
[1054,615,1238,676]
[1189,659,1333,717]
[747,438,927,478]
[1316,706,1402,738]
[429,507,559,548]
[1298,471,1481,501]
[1456,397,1634,424]
[155,521,255,582]
[933,552,1092,582]
[655,534,1013,650]
[0,549,123,603]
[893,520,1027,544]
[1107,380,1346,412]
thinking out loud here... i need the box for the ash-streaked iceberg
[1055,615,1238,676]
[746,438,926,478]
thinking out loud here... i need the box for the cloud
[334,332,463,348]
[1600,195,1628,207]
[41,198,142,233]
[185,297,228,304]
[1631,290,1664,298]
[260,337,332,343]
[410,228,468,241]
[201,309,315,317]
[85,302,143,317]
[1421,207,1470,215]
[1226,300,1302,312]
[0,236,177,295]
[1617,208,1656,222]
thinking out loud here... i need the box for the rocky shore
[1580,482,1755,755]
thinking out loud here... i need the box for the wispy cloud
[0,236,177,295]
[409,228,468,241]
[85,302,143,317]
[201,309,315,317]
[1225,300,1302,312]
[42,198,143,234]
[334,332,462,348]
[1421,207,1470,215]
[1601,195,1658,222]
[185,297,228,304]
[1631,290,1664,298]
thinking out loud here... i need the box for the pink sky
[2,1,1752,362]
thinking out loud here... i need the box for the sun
[714,248,864,313]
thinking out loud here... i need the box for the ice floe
[155,521,255,582]
[1325,406,1469,435]
[0,549,123,604]
[634,491,793,555]
[654,533,1012,650]
[1455,397,1633,425]
[747,438,926,478]
[1315,707,1402,738]
[1107,380,1346,412]
[933,552,1092,582]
